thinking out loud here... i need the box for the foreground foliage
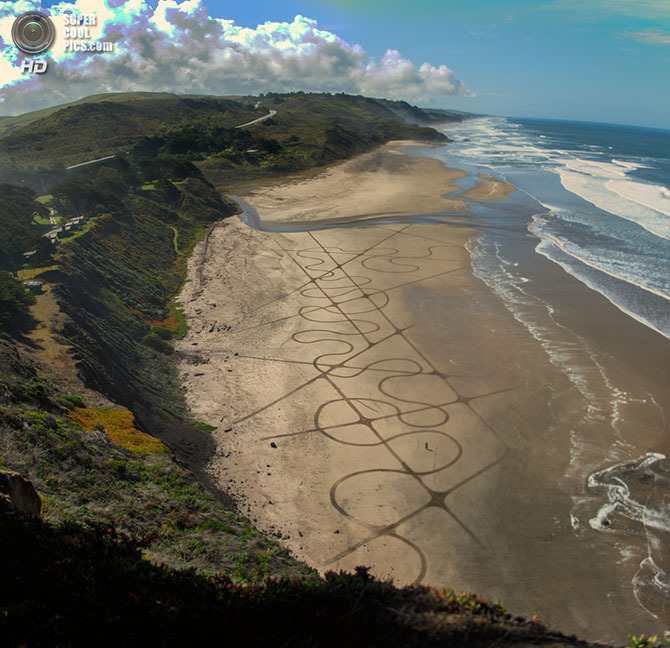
[0,512,601,648]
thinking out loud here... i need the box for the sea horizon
[497,115,670,135]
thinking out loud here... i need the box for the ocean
[426,117,670,631]
[432,116,670,339]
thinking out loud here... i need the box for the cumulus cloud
[0,0,472,115]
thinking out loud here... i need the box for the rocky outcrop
[0,470,41,517]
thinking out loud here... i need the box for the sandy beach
[176,143,670,643]
[239,141,515,226]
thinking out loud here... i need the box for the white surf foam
[446,119,670,242]
[532,237,670,340]
[608,178,670,217]
[530,216,670,304]
[587,453,666,529]
[588,453,670,621]
[559,163,670,241]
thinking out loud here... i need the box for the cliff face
[0,162,307,577]
[0,334,307,580]
[50,174,237,479]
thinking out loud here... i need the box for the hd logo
[12,11,55,74]
[21,59,48,75]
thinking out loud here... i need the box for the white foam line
[559,169,670,242]
[613,158,652,171]
[467,236,630,430]
[607,179,670,217]
[531,222,670,304]
[533,239,670,341]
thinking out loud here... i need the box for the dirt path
[23,285,112,407]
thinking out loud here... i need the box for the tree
[0,270,35,327]
[0,185,49,269]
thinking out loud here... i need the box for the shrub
[0,271,36,326]
[142,331,173,354]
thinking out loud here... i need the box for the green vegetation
[15,264,59,281]
[0,271,35,327]
[0,337,304,579]
[0,184,51,269]
[198,92,450,186]
[629,637,670,648]
[193,421,217,434]
[56,393,85,410]
[0,91,197,138]
[0,94,260,168]
[1,513,599,647]
[0,92,456,194]
[44,158,238,469]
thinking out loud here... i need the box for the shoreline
[239,140,515,227]
[176,142,669,643]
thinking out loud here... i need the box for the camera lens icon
[12,11,55,55]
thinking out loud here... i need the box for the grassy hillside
[374,97,477,125]
[198,92,450,186]
[0,92,452,191]
[0,147,312,582]
[0,91,237,138]
[0,95,260,168]
[0,338,308,581]
[43,160,238,471]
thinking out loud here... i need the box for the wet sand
[241,141,514,226]
[176,144,670,643]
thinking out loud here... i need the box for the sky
[0,0,668,129]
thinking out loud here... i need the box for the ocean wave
[530,215,670,303]
[446,119,669,240]
[607,178,670,217]
[532,237,670,340]
[558,167,670,241]
[439,116,670,340]
[612,158,653,171]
